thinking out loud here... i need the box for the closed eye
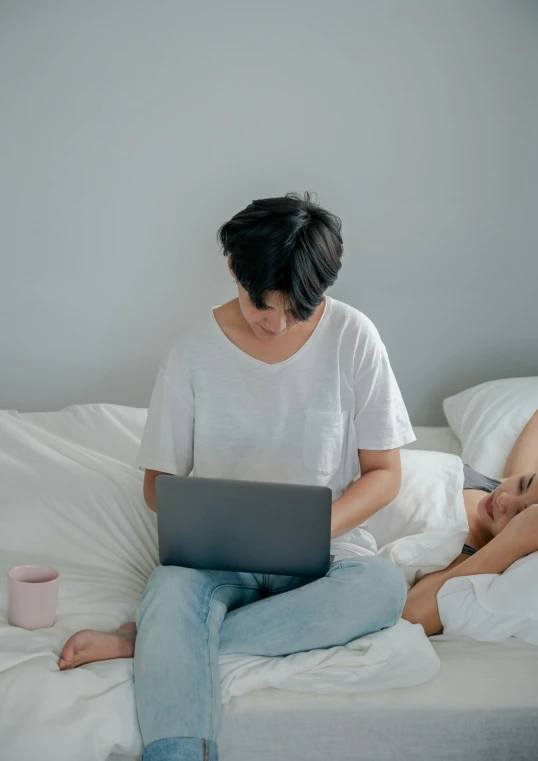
[519,476,525,493]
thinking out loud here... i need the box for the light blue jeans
[134,556,407,761]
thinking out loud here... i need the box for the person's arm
[143,469,173,513]
[330,448,401,539]
[335,315,414,539]
[503,410,538,478]
[402,504,538,635]
[136,342,194,510]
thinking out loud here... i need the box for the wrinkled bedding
[0,404,533,761]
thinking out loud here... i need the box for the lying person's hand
[501,503,538,557]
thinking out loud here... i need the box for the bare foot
[58,622,137,670]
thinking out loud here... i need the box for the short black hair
[217,191,343,322]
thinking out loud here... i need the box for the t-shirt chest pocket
[303,410,346,475]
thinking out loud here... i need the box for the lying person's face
[477,472,538,536]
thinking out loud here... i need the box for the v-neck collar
[210,296,331,370]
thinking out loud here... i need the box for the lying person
[402,409,538,635]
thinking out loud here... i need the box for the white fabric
[0,403,432,761]
[377,530,468,588]
[443,377,538,479]
[135,296,416,552]
[334,449,469,585]
[437,551,538,646]
[365,449,467,547]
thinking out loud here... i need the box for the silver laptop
[155,475,332,577]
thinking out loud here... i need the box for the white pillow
[364,449,468,547]
[443,377,538,480]
[437,552,538,646]
[378,530,468,588]
[336,449,469,587]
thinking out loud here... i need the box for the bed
[219,637,538,761]
[1,406,537,761]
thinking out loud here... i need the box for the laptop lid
[155,475,332,577]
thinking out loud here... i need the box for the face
[476,472,538,537]
[236,283,300,339]
[228,262,302,339]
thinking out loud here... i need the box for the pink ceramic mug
[8,565,60,630]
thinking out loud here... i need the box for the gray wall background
[1,0,537,425]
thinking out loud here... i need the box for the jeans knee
[371,556,407,619]
[146,564,182,595]
[139,565,208,621]
[332,555,407,625]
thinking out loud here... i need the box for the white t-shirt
[136,296,416,552]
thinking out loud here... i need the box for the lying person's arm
[503,410,538,478]
[330,448,402,539]
[402,504,538,636]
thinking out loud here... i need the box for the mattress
[217,637,538,761]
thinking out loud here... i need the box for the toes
[58,655,75,671]
[59,630,86,669]
[59,637,76,666]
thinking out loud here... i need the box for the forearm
[330,467,400,539]
[403,533,528,636]
[503,410,538,477]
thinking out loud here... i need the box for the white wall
[1,0,537,424]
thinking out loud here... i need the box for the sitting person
[402,409,538,635]
[55,196,536,760]
[58,192,416,761]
